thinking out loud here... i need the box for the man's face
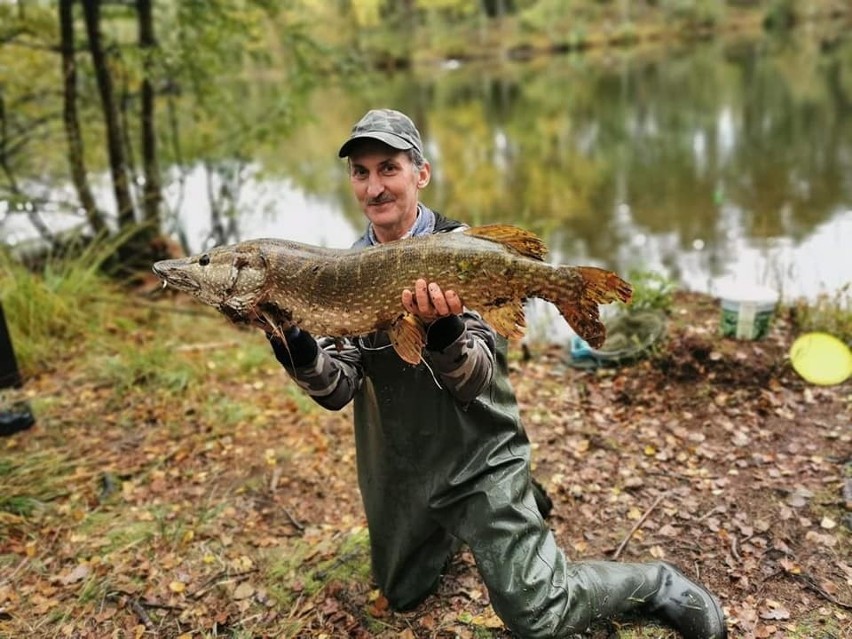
[348,141,430,241]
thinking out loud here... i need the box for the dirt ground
[0,290,849,638]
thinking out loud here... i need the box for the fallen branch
[612,492,667,560]
[282,505,305,533]
[796,573,852,610]
[128,598,155,629]
[188,568,258,600]
[176,340,241,352]
[0,557,28,588]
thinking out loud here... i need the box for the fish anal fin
[389,313,426,365]
[561,302,607,349]
[481,301,527,340]
[464,224,547,261]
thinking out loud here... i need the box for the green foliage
[264,528,371,605]
[661,0,726,27]
[91,343,202,395]
[763,0,801,29]
[0,451,75,518]
[788,284,852,343]
[623,270,677,313]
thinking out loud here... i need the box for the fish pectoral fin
[481,301,527,340]
[389,313,426,365]
[464,224,548,261]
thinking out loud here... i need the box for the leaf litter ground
[0,290,849,638]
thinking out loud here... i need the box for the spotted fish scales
[152,224,633,364]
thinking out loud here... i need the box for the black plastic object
[0,401,35,436]
[0,301,22,389]
[0,301,36,435]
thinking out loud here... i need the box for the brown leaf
[366,594,389,618]
[233,582,255,600]
[59,564,90,586]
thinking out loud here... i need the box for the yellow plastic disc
[789,332,852,386]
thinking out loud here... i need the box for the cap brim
[338,132,414,158]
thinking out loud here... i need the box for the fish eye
[199,254,210,266]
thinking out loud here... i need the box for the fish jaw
[152,245,268,318]
[152,258,203,295]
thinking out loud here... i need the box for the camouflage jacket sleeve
[274,313,494,408]
[424,311,496,404]
[284,337,364,411]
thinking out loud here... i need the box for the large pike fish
[152,224,632,365]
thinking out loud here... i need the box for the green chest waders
[350,333,726,639]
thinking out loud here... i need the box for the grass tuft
[0,234,131,376]
[788,283,852,343]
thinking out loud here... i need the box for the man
[264,109,727,638]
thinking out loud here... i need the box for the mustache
[367,195,394,206]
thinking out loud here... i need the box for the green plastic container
[717,282,777,340]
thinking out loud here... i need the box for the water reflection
[3,33,851,311]
[226,34,852,302]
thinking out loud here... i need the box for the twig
[697,505,723,522]
[612,492,667,560]
[796,573,852,610]
[269,466,282,493]
[127,598,155,629]
[108,590,184,613]
[176,340,241,352]
[730,534,741,562]
[282,506,305,532]
[0,557,28,587]
[188,568,258,600]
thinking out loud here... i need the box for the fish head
[152,243,268,318]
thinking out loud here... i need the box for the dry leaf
[233,582,255,600]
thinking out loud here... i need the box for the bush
[622,269,677,314]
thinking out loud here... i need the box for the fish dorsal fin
[463,224,548,261]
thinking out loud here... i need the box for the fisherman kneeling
[262,109,727,639]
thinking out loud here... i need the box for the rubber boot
[568,560,727,639]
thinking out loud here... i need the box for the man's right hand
[247,313,295,339]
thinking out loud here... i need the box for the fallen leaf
[59,564,90,586]
[233,582,255,600]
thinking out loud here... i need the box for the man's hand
[402,278,463,323]
[247,313,294,338]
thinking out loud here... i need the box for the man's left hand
[402,278,463,323]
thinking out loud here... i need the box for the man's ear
[417,161,431,189]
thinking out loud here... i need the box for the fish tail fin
[552,266,633,349]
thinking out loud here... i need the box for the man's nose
[366,173,384,197]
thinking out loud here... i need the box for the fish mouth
[152,260,200,293]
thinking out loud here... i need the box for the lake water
[190,34,852,301]
[3,31,851,342]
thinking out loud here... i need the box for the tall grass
[788,283,852,343]
[0,235,130,377]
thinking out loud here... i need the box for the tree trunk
[80,0,136,231]
[59,0,106,236]
[137,0,162,230]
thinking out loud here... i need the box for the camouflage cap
[338,108,423,158]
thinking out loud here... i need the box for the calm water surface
[185,34,852,303]
[4,33,851,335]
